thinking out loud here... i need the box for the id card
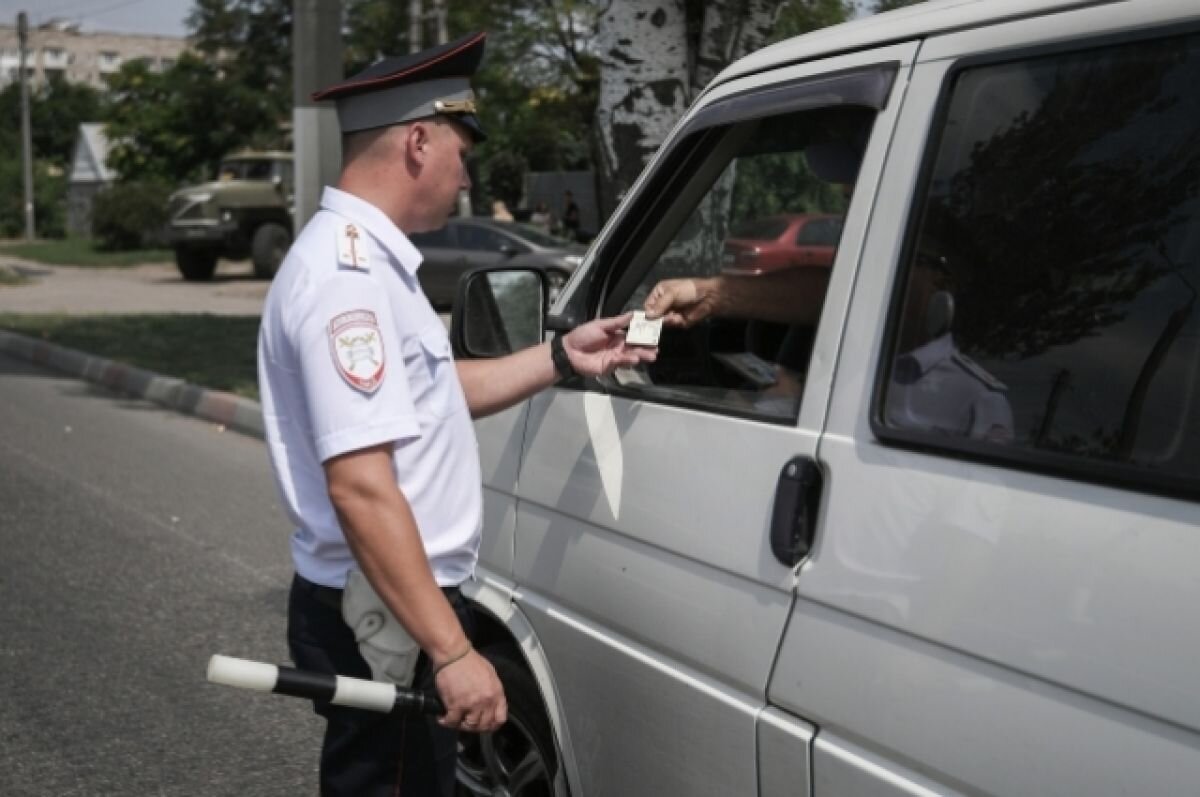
[626,311,663,347]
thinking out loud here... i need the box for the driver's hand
[644,278,719,328]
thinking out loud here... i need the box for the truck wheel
[175,248,218,281]
[456,647,561,796]
[251,222,291,279]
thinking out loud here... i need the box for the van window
[610,105,875,423]
[880,31,1200,492]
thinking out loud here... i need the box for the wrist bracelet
[550,334,577,381]
[432,642,473,678]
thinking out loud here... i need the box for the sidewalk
[0,256,267,439]
[0,256,268,315]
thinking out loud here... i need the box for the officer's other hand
[563,312,658,377]
[434,649,507,733]
[644,277,719,328]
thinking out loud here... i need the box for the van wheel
[456,648,561,797]
[175,248,218,281]
[251,222,290,279]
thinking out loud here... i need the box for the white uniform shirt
[885,333,1014,443]
[258,187,482,588]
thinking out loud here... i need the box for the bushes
[91,180,171,251]
[0,158,67,239]
[485,151,528,212]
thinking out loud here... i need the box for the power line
[22,0,156,28]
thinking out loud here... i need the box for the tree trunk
[693,0,785,92]
[594,1,690,217]
[594,0,786,219]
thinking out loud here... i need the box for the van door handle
[770,456,823,567]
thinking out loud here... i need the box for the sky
[0,0,192,37]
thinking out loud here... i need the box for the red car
[722,213,844,274]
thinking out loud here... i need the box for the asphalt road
[0,351,322,795]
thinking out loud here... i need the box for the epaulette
[952,351,1007,391]
[334,219,371,272]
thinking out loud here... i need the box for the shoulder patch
[336,222,370,271]
[329,310,385,393]
[951,351,1007,392]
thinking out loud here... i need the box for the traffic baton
[207,654,445,716]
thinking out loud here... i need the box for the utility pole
[292,0,343,229]
[432,0,447,46]
[424,0,465,215]
[408,0,422,53]
[17,11,35,240]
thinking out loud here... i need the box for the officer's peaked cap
[313,31,487,142]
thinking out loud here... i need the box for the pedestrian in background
[491,199,513,221]
[561,189,581,240]
[530,200,552,232]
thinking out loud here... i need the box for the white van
[451,1,1200,794]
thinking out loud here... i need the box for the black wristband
[550,334,576,381]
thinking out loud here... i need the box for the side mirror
[498,243,518,259]
[451,267,546,358]
[272,174,283,192]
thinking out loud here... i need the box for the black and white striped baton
[207,654,445,716]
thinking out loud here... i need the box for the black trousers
[288,573,473,797]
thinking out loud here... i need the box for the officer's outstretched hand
[563,312,658,376]
[435,649,507,733]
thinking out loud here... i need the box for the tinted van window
[881,32,1200,490]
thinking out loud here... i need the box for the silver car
[409,217,584,309]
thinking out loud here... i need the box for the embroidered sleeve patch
[329,310,385,393]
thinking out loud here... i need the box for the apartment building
[0,18,188,90]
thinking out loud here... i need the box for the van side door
[772,4,1200,795]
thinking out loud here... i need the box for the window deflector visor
[681,66,896,137]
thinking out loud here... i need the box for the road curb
[0,328,265,440]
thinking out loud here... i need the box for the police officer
[258,32,655,796]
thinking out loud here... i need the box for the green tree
[103,53,279,184]
[0,158,66,238]
[187,0,293,130]
[485,150,528,210]
[873,0,925,11]
[0,76,103,237]
[774,0,855,40]
[341,0,603,208]
[0,76,104,168]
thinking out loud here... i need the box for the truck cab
[165,151,293,281]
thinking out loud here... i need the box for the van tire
[175,248,218,281]
[251,222,290,279]
[456,647,561,796]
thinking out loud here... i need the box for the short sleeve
[292,271,420,462]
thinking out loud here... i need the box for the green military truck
[165,151,294,281]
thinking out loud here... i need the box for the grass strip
[0,313,260,400]
[0,239,172,268]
